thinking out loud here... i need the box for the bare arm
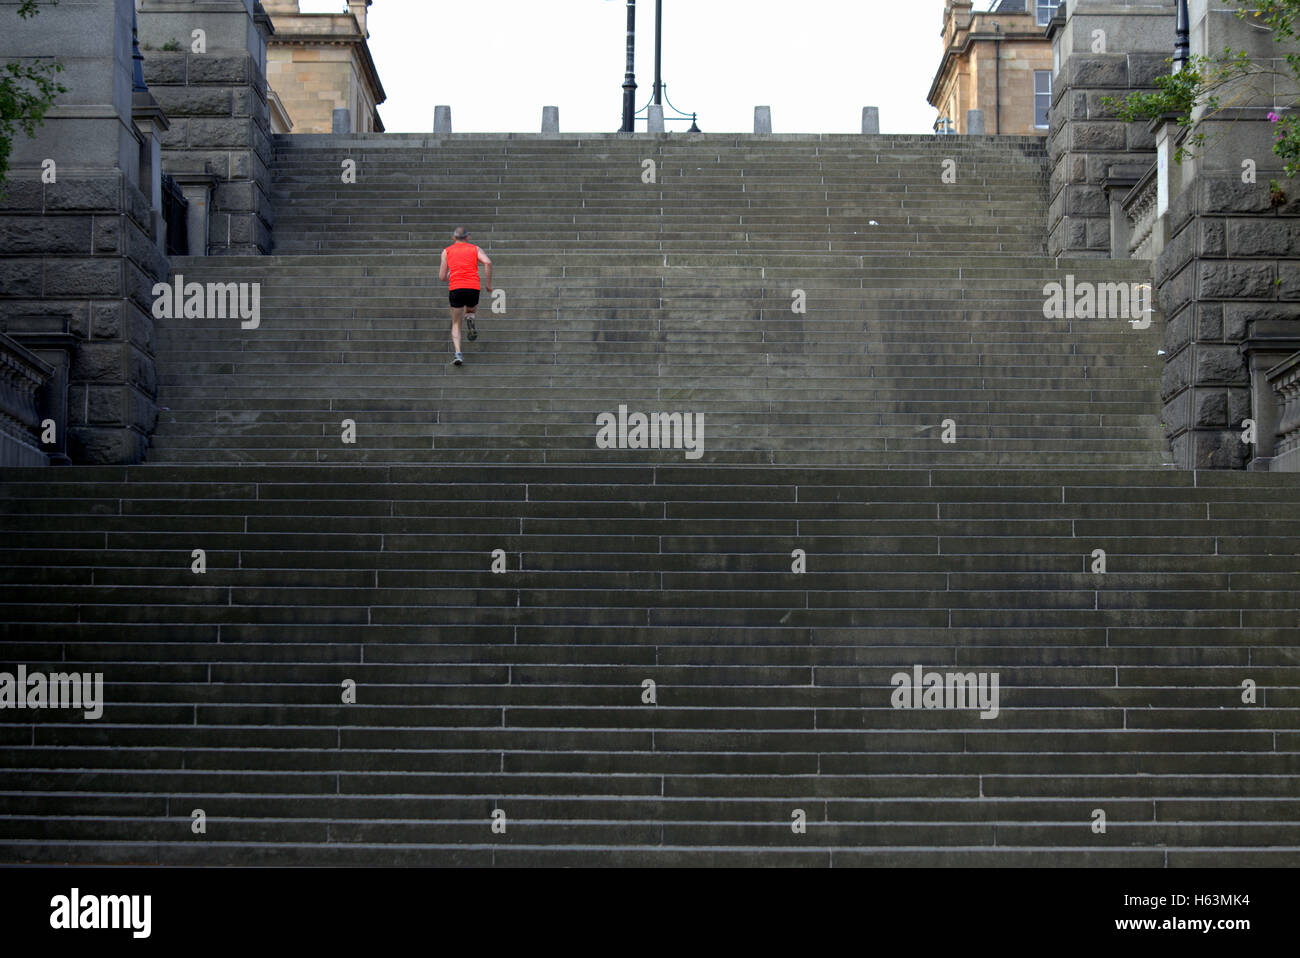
[478,247,493,291]
[438,249,448,283]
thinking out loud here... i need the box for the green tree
[1105,3,1300,179]
[0,0,67,199]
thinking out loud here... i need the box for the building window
[1036,0,1060,27]
[1034,70,1052,129]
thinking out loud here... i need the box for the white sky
[298,0,952,134]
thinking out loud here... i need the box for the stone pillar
[171,171,217,256]
[861,107,880,135]
[966,109,985,135]
[434,105,453,134]
[0,0,165,465]
[647,105,665,133]
[1046,0,1177,257]
[754,106,772,134]
[332,107,351,133]
[138,0,275,255]
[541,106,559,133]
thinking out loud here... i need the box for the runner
[438,226,493,366]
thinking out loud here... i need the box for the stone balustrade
[0,334,55,468]
[1266,351,1300,472]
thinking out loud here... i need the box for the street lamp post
[1173,0,1190,73]
[620,0,637,132]
[653,0,663,108]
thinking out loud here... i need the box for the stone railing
[1266,351,1300,472]
[1123,162,1160,260]
[0,333,55,468]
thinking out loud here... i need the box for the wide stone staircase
[1,135,1298,866]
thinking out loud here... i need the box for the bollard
[862,107,880,135]
[434,105,453,134]
[754,106,772,134]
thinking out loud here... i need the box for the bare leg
[450,306,464,353]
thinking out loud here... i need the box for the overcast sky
[298,0,952,135]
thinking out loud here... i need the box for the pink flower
[1269,112,1281,122]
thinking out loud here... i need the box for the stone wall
[0,0,165,465]
[1154,0,1300,468]
[1047,0,1177,256]
[138,0,274,254]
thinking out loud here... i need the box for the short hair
[453,226,470,240]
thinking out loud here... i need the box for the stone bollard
[332,108,351,134]
[861,107,880,135]
[966,109,986,135]
[542,106,559,133]
[434,105,453,134]
[754,106,772,134]
[647,104,665,133]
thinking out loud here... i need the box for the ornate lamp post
[620,0,637,132]
[1173,0,1190,73]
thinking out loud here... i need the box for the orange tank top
[445,242,480,290]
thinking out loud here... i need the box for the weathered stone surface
[1071,122,1127,151]
[86,385,124,425]
[1193,388,1228,428]
[1227,218,1300,257]
[1163,390,1191,435]
[1165,308,1192,354]
[1276,262,1300,301]
[46,259,122,298]
[153,87,233,116]
[141,53,187,86]
[189,118,251,149]
[1200,219,1227,257]
[1128,53,1172,88]
[1161,345,1192,402]
[1197,261,1275,299]
[0,260,43,297]
[188,55,252,85]
[45,176,120,212]
[0,180,44,212]
[71,342,125,383]
[1224,302,1300,340]
[125,182,153,234]
[93,215,122,254]
[1195,344,1250,386]
[127,345,157,397]
[1070,55,1128,88]
[91,302,122,339]
[1068,185,1110,217]
[1197,303,1225,340]
[0,215,90,254]
[214,181,255,213]
[1200,178,1272,214]
[68,426,147,466]
[1192,429,1248,469]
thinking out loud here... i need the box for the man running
[439,226,493,366]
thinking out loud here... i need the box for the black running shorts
[449,288,480,309]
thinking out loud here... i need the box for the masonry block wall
[1047,0,1177,256]
[0,0,164,465]
[138,0,274,254]
[1155,0,1300,468]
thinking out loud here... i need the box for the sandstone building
[264,0,385,134]
[929,0,1057,135]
